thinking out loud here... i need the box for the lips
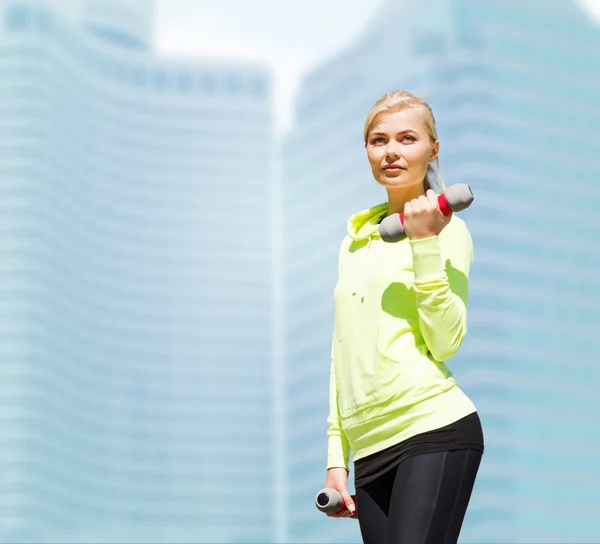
[383,165,404,171]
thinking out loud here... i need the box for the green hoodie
[327,202,478,470]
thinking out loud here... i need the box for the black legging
[355,449,482,544]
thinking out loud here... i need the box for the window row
[4,6,270,98]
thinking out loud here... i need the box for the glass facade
[0,2,274,542]
[283,0,600,542]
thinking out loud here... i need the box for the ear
[429,140,439,163]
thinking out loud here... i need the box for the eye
[401,135,416,143]
[370,137,385,145]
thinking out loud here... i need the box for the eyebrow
[369,129,417,137]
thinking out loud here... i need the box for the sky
[153,0,600,134]
[152,0,382,133]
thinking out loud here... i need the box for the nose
[385,143,401,161]
[384,138,403,159]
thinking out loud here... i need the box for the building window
[249,77,267,99]
[178,73,192,92]
[6,6,29,30]
[153,70,168,90]
[200,75,215,94]
[37,11,50,34]
[115,64,128,83]
[413,32,444,55]
[133,68,146,87]
[226,75,240,94]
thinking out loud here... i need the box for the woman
[322,91,484,544]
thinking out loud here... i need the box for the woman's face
[366,108,438,188]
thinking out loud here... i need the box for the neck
[386,180,425,216]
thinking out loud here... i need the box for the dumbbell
[378,183,474,243]
[315,487,358,518]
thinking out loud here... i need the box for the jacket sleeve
[326,337,350,471]
[409,219,474,362]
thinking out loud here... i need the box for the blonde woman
[322,91,484,543]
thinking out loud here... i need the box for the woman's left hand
[403,189,452,240]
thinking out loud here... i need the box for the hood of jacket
[346,202,388,241]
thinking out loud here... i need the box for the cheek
[404,145,432,167]
[367,149,382,169]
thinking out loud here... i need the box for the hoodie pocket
[334,324,403,418]
[334,325,454,419]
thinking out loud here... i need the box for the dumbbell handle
[378,183,474,243]
[315,487,358,518]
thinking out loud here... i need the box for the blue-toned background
[1,1,599,543]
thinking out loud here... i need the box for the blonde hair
[363,91,445,192]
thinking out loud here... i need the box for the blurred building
[0,1,275,542]
[283,0,600,542]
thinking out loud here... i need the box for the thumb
[340,489,356,514]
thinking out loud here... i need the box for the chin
[378,175,416,187]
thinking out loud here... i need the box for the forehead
[371,108,426,133]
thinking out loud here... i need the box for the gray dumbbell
[379,183,474,242]
[315,488,357,518]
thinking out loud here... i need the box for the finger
[408,198,420,213]
[403,200,412,214]
[341,490,356,515]
[426,189,439,210]
[420,194,438,212]
[328,509,351,518]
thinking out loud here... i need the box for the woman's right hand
[323,467,356,517]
